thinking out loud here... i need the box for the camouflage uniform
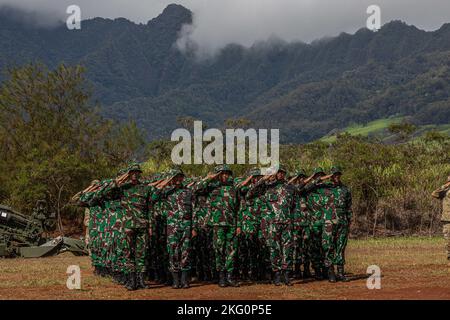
[304,169,335,275]
[101,164,152,290]
[237,169,264,280]
[192,187,214,280]
[194,165,239,287]
[330,175,352,267]
[78,184,103,270]
[156,177,193,273]
[432,180,450,262]
[291,170,312,277]
[247,169,295,281]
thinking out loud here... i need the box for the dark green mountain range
[1,4,449,142]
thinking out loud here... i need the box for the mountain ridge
[0,4,449,142]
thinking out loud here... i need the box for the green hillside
[321,117,450,143]
[1,4,450,143]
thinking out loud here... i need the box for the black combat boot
[165,271,173,286]
[294,263,302,279]
[111,272,120,283]
[303,263,312,279]
[219,271,227,287]
[313,268,324,280]
[328,266,337,283]
[283,270,293,286]
[273,271,282,286]
[203,269,211,282]
[125,272,137,291]
[172,272,180,289]
[226,272,240,287]
[118,272,127,285]
[154,269,161,284]
[336,266,347,282]
[322,267,329,280]
[137,272,150,289]
[181,271,190,289]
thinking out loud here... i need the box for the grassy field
[320,117,450,143]
[320,117,403,143]
[0,237,449,300]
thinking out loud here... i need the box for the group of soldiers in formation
[74,163,352,291]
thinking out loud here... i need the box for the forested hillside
[1,4,449,142]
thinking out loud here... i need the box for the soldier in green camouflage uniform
[304,167,337,282]
[153,169,193,289]
[149,173,171,285]
[247,166,295,286]
[100,170,129,285]
[194,165,240,287]
[237,168,263,281]
[101,163,152,290]
[291,169,312,279]
[77,180,103,274]
[304,168,326,280]
[329,166,352,281]
[431,175,450,266]
[191,178,214,281]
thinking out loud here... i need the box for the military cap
[127,162,142,173]
[168,168,185,178]
[294,169,307,177]
[277,165,287,174]
[331,166,342,175]
[247,167,262,177]
[214,164,232,174]
[313,167,325,175]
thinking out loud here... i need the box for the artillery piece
[0,201,87,258]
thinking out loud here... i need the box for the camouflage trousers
[212,226,237,273]
[334,222,349,266]
[443,223,450,260]
[192,227,214,278]
[110,230,129,272]
[124,228,148,274]
[309,223,324,270]
[264,223,293,272]
[321,221,336,268]
[88,230,101,267]
[149,216,169,274]
[293,224,310,266]
[167,222,191,272]
[239,228,263,274]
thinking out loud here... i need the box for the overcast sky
[1,0,449,55]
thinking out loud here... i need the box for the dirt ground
[0,237,449,300]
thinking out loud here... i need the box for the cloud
[1,0,449,54]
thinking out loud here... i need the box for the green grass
[320,117,403,143]
[320,117,450,143]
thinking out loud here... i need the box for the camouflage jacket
[100,180,152,229]
[292,183,310,227]
[247,179,295,224]
[305,180,335,224]
[329,182,352,224]
[153,185,193,228]
[192,191,209,230]
[432,183,450,222]
[237,181,264,229]
[194,178,239,227]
